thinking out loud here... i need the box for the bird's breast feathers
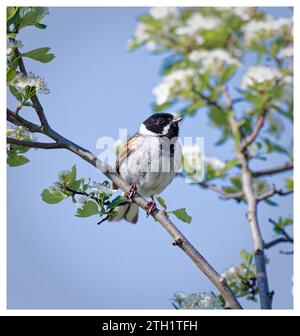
[117,135,182,196]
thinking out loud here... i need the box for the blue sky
[7,7,293,309]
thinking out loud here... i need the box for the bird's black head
[139,113,182,139]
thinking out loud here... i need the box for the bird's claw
[146,200,157,217]
[126,184,137,201]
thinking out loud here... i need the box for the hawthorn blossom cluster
[242,16,292,44]
[152,69,195,105]
[90,182,115,196]
[12,72,50,94]
[189,49,241,68]
[175,12,221,36]
[6,125,36,142]
[182,144,225,182]
[173,292,223,309]
[241,66,282,88]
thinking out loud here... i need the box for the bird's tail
[109,199,139,224]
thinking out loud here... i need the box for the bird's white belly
[119,136,182,197]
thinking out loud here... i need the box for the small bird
[111,113,183,223]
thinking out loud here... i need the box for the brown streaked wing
[113,133,139,189]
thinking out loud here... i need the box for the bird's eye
[157,118,164,124]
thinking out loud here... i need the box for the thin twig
[7,137,62,149]
[264,236,293,250]
[252,162,293,177]
[257,186,293,201]
[7,108,42,133]
[241,109,268,151]
[202,183,244,201]
[14,47,49,128]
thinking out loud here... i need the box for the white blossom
[221,266,237,280]
[277,46,293,60]
[7,125,36,142]
[174,292,187,303]
[134,22,150,43]
[7,39,23,55]
[90,184,115,196]
[77,196,89,205]
[182,144,202,157]
[241,65,281,88]
[189,49,241,69]
[12,72,50,94]
[243,16,292,44]
[145,41,160,52]
[152,69,195,105]
[175,292,223,309]
[176,12,221,36]
[149,7,178,20]
[196,293,223,309]
[182,144,203,181]
[218,7,253,20]
[195,35,204,45]
[204,156,225,171]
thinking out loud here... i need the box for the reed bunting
[111,113,182,223]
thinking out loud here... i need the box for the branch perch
[7,107,242,309]
[7,50,242,308]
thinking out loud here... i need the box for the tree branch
[14,47,49,128]
[7,108,42,133]
[252,162,293,178]
[7,52,242,308]
[257,186,293,201]
[202,183,244,202]
[264,236,293,250]
[241,109,268,151]
[7,109,242,309]
[223,92,272,309]
[7,137,62,149]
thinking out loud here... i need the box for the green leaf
[230,176,242,190]
[20,7,47,28]
[66,165,76,184]
[107,195,126,209]
[7,7,19,21]
[7,33,17,38]
[224,158,239,171]
[285,176,293,191]
[240,250,253,267]
[23,47,55,63]
[209,106,228,127]
[152,100,175,112]
[156,195,167,210]
[215,129,230,146]
[76,200,100,217]
[9,85,23,102]
[35,22,47,29]
[41,189,64,204]
[264,199,278,207]
[263,138,288,155]
[7,150,29,167]
[7,68,16,82]
[171,208,192,224]
[67,179,82,191]
[220,65,237,84]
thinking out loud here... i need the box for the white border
[2,0,298,316]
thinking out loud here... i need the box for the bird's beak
[173,116,183,124]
